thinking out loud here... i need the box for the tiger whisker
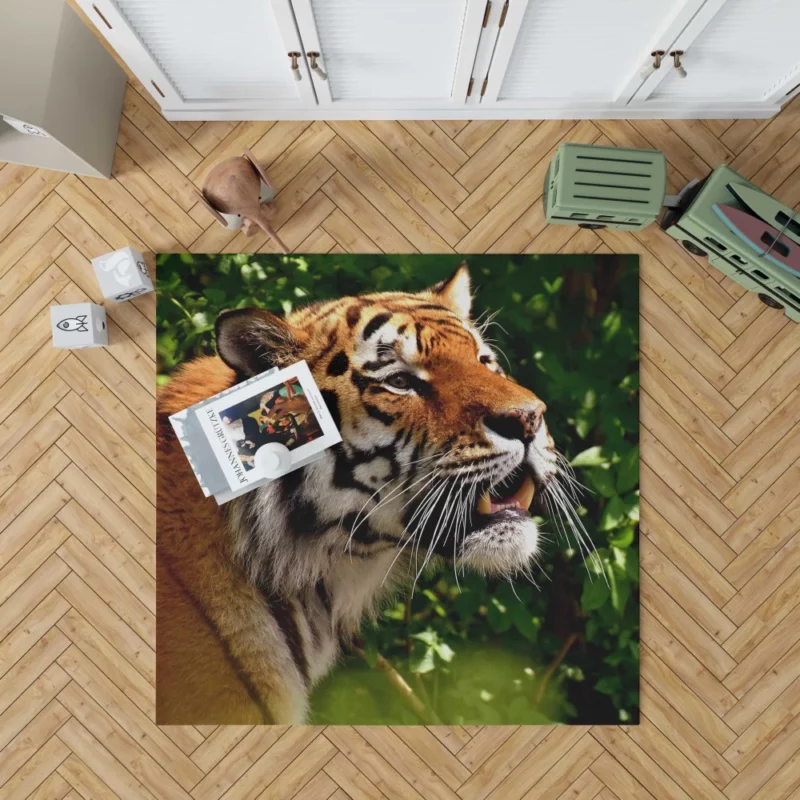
[413,476,461,592]
[545,477,605,583]
[346,454,445,548]
[382,477,449,585]
[412,478,451,583]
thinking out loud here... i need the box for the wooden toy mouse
[196,148,288,253]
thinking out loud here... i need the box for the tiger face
[216,264,564,581]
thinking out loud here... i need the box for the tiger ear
[215,308,308,377]
[430,261,472,319]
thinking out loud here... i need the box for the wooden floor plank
[0,664,70,755]
[723,545,800,647]
[641,501,735,608]
[640,357,735,463]
[0,171,66,244]
[638,679,737,790]
[121,86,202,177]
[0,194,69,289]
[0,592,70,682]
[400,121,469,174]
[56,571,154,684]
[364,120,469,210]
[327,123,466,247]
[454,120,577,229]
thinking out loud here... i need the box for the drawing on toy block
[91,246,154,303]
[50,302,108,349]
[56,315,89,332]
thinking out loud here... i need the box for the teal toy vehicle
[660,165,800,322]
[544,144,800,322]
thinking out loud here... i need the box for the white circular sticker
[254,442,292,478]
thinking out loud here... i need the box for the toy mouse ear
[215,307,309,377]
[243,148,273,191]
[195,190,228,227]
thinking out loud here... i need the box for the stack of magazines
[169,361,342,504]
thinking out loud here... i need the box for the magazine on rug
[169,360,341,503]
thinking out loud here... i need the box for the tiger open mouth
[475,470,536,517]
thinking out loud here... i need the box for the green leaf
[625,548,640,582]
[595,675,622,695]
[487,596,511,633]
[601,310,622,343]
[599,495,627,531]
[622,492,640,523]
[605,555,630,615]
[410,647,435,674]
[589,466,616,498]
[453,589,481,618]
[434,642,455,663]
[411,630,438,647]
[581,577,609,612]
[571,446,607,468]
[616,446,639,493]
[511,606,540,641]
[371,266,393,282]
[611,546,630,573]
[608,526,635,548]
[191,312,209,330]
[204,287,226,305]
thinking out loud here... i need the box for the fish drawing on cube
[92,246,154,302]
[51,303,108,349]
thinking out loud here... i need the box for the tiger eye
[386,373,410,390]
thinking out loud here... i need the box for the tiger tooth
[517,473,535,511]
[476,490,491,515]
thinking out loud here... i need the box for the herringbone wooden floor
[2,66,800,798]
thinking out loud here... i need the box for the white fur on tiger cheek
[458,517,539,575]
[529,418,558,484]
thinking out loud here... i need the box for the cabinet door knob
[670,50,687,79]
[288,52,302,81]
[640,50,665,81]
[307,52,327,81]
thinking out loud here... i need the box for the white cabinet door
[480,0,706,109]
[633,0,800,107]
[76,0,316,111]
[289,0,486,108]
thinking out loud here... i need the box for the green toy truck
[660,165,800,322]
[544,142,800,322]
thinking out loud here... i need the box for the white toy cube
[91,246,154,302]
[50,303,108,349]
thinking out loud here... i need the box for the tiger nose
[483,404,546,444]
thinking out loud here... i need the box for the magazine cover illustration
[196,361,340,491]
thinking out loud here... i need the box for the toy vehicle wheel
[681,240,707,257]
[578,223,606,229]
[758,293,784,310]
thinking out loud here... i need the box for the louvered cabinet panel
[114,0,296,101]
[292,0,482,104]
[76,0,316,109]
[495,0,690,103]
[648,0,800,102]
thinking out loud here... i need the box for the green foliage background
[157,252,640,726]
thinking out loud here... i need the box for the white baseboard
[163,103,780,122]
